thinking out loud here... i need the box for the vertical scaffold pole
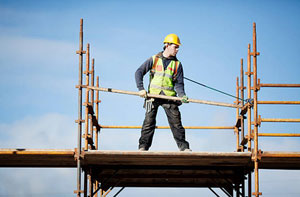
[235,77,240,151]
[240,58,245,152]
[84,43,90,197]
[252,22,261,197]
[75,18,85,197]
[84,43,90,151]
[94,76,100,196]
[95,76,100,150]
[247,44,252,152]
[90,59,95,140]
[247,43,253,197]
[89,59,94,197]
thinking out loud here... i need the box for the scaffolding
[70,19,300,196]
[0,19,300,197]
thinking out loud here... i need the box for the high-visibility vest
[149,55,179,96]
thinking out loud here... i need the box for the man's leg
[163,103,190,151]
[139,103,159,150]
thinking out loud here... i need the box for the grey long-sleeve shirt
[135,52,186,97]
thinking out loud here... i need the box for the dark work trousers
[139,98,190,151]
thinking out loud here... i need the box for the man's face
[167,44,180,56]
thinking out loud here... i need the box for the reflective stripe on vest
[149,55,180,96]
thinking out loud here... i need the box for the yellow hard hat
[163,34,181,45]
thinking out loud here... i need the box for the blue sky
[0,0,300,196]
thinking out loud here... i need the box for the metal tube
[259,133,300,137]
[252,22,260,197]
[76,18,84,197]
[236,77,240,151]
[86,86,241,108]
[84,171,88,197]
[89,169,93,197]
[247,44,252,151]
[261,118,300,122]
[94,76,100,197]
[240,59,245,152]
[95,76,100,149]
[113,187,125,197]
[260,83,300,88]
[248,172,252,197]
[84,44,90,150]
[90,59,95,140]
[99,125,235,129]
[258,101,300,104]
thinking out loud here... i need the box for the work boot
[138,147,147,151]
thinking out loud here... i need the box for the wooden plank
[82,150,252,167]
[259,151,300,169]
[0,149,76,167]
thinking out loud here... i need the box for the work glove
[138,90,147,98]
[181,95,189,103]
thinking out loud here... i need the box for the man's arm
[135,57,153,91]
[174,62,186,97]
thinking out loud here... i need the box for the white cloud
[0,36,76,70]
[0,168,75,197]
[0,113,76,149]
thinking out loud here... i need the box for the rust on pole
[86,86,241,108]
[99,125,235,129]
[84,43,90,151]
[247,44,252,152]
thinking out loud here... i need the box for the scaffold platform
[1,149,300,169]
[1,149,300,195]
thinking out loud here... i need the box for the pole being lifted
[86,86,241,109]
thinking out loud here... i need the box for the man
[135,33,191,152]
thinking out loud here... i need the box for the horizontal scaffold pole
[100,125,235,130]
[258,101,300,104]
[86,86,240,108]
[259,133,300,137]
[259,83,300,88]
[261,118,300,123]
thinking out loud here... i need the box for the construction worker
[135,33,191,152]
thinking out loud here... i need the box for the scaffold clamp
[252,191,262,196]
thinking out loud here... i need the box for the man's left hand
[181,95,189,103]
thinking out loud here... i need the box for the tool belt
[143,97,182,113]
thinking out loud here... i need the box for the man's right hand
[138,90,147,98]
